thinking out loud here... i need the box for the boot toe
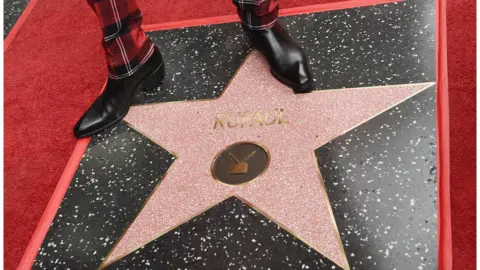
[288,60,314,92]
[73,108,106,138]
[274,55,313,93]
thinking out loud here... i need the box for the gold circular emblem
[212,142,270,185]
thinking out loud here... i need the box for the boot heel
[142,62,165,92]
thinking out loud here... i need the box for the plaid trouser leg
[87,0,155,79]
[233,0,279,30]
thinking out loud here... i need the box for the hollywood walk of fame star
[99,51,434,269]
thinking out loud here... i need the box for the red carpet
[446,0,476,267]
[4,0,474,269]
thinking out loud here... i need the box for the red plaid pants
[88,0,278,79]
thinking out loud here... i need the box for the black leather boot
[243,22,314,93]
[74,46,165,138]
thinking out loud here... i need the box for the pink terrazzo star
[101,51,434,269]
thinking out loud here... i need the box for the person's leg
[233,0,313,93]
[86,0,154,78]
[233,0,279,30]
[74,0,165,138]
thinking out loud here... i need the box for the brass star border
[98,51,435,270]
